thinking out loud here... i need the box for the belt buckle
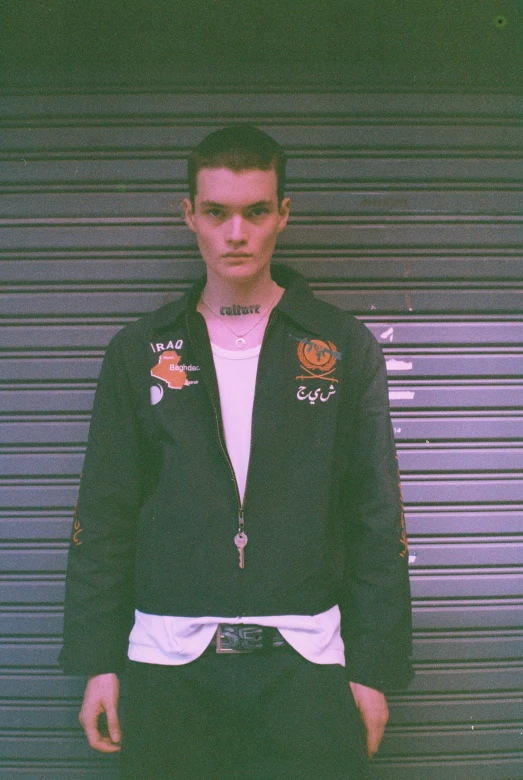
[215,624,264,654]
[215,624,242,654]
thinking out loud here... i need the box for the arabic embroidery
[297,384,336,405]
[395,453,408,558]
[72,502,83,546]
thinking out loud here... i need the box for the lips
[223,253,252,258]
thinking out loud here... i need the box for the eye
[205,208,224,218]
[249,206,270,217]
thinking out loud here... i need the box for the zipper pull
[235,510,248,569]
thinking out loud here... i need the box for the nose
[226,215,247,243]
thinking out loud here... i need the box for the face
[183,167,290,285]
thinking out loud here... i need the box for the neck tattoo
[220,304,261,316]
[200,288,280,349]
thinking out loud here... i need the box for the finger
[105,700,122,744]
[79,707,119,753]
[366,721,386,759]
[88,734,122,753]
[80,716,119,752]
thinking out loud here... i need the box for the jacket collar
[151,263,335,339]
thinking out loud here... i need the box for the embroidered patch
[296,339,339,383]
[150,384,164,405]
[150,350,187,389]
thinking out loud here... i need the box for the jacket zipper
[186,309,278,607]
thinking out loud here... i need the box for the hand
[349,681,389,759]
[79,673,121,753]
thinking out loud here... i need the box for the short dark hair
[188,124,287,206]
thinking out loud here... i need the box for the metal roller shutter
[1,92,522,779]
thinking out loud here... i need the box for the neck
[201,266,278,309]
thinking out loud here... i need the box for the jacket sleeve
[339,328,414,692]
[59,333,148,675]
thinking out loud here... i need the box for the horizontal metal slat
[0,663,518,701]
[1,92,520,119]
[407,663,523,694]
[327,289,523,315]
[3,413,523,443]
[380,724,523,757]
[407,542,523,567]
[2,478,523,508]
[0,643,61,668]
[3,446,523,476]
[1,156,522,185]
[1,631,520,668]
[6,540,522,575]
[412,604,523,630]
[0,359,101,381]
[2,693,522,730]
[1,579,65,603]
[1,189,522,218]
[410,573,523,598]
[1,353,522,382]
[1,325,122,349]
[0,389,96,414]
[2,570,522,604]
[0,422,89,445]
[1,221,522,251]
[1,509,520,541]
[0,768,117,780]
[387,384,523,410]
[398,447,523,472]
[0,548,68,573]
[411,632,523,661]
[392,417,523,440]
[3,123,523,153]
[3,321,523,349]
[0,516,72,540]
[2,255,522,282]
[368,321,523,346]
[4,288,523,317]
[0,734,111,761]
[371,758,523,780]
[3,727,514,761]
[1,602,522,636]
[0,672,87,699]
[2,384,522,413]
[405,510,523,535]
[401,478,523,503]
[389,693,523,726]
[0,453,84,477]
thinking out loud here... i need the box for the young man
[60,125,413,779]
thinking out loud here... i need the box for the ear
[277,197,291,233]
[183,198,197,233]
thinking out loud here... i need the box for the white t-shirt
[128,342,345,667]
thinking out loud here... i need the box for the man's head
[183,125,290,286]
[187,124,287,208]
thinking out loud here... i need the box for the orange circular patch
[297,339,337,372]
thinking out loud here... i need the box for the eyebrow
[199,200,274,209]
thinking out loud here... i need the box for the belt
[211,624,287,654]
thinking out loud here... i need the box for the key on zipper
[234,531,248,569]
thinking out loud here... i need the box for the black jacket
[59,264,413,691]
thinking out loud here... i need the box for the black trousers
[119,644,370,780]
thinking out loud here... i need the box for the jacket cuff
[345,643,414,692]
[57,643,128,677]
